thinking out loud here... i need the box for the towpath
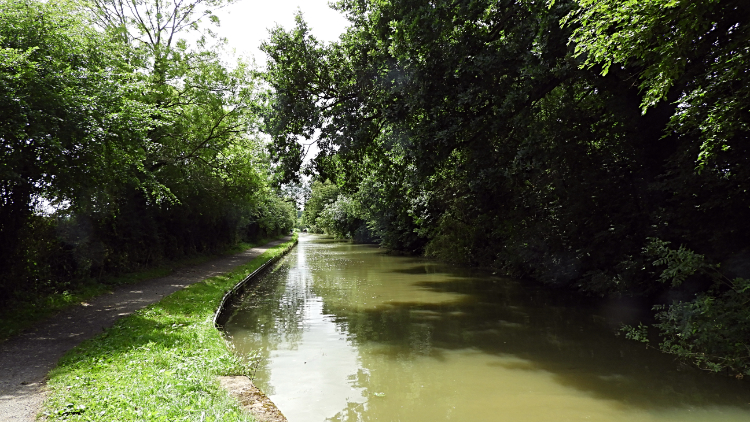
[0,237,290,421]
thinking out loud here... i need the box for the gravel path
[0,237,291,422]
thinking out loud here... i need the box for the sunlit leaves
[565,0,750,167]
[0,0,292,306]
[266,0,750,376]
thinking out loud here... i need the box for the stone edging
[213,238,298,328]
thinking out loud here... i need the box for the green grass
[41,235,297,422]
[0,238,278,342]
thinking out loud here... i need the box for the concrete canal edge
[213,237,298,422]
[213,237,298,328]
[1,236,296,422]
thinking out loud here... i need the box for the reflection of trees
[230,264,307,340]
[308,251,750,412]
[224,252,309,392]
[230,238,750,419]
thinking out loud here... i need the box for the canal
[223,235,750,421]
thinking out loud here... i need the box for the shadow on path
[0,236,290,422]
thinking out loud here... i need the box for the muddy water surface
[224,235,750,422]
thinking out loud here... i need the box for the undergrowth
[0,239,275,342]
[41,235,297,421]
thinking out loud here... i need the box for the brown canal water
[224,234,750,422]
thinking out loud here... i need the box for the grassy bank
[0,238,279,342]
[41,235,297,421]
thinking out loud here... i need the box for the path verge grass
[0,239,277,342]
[41,235,297,421]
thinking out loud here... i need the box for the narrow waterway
[224,235,750,422]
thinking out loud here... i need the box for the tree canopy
[0,0,294,307]
[264,0,750,376]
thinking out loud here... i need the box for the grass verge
[0,238,278,342]
[41,235,297,422]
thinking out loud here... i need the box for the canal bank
[224,234,750,422]
[0,235,295,422]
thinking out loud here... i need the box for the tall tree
[0,0,290,306]
[264,0,750,373]
[85,0,258,200]
[0,0,156,295]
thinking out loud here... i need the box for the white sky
[203,1,346,181]
[212,0,351,67]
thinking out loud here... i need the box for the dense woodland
[264,0,750,376]
[1,0,295,310]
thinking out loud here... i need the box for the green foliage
[42,237,296,421]
[0,0,293,309]
[633,238,750,375]
[643,238,708,287]
[265,0,750,375]
[316,194,365,239]
[651,280,750,376]
[565,0,750,167]
[0,0,157,292]
[354,156,428,252]
[621,323,650,344]
[254,195,297,236]
[302,180,340,233]
[565,0,697,109]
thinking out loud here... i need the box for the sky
[203,1,348,177]
[212,0,351,67]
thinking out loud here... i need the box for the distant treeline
[263,1,750,375]
[1,0,295,306]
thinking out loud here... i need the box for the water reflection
[224,235,750,422]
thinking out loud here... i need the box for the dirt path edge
[0,236,291,422]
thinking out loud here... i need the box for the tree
[85,0,259,201]
[316,194,364,238]
[302,180,340,232]
[565,0,750,167]
[0,0,289,306]
[0,0,158,297]
[265,0,750,374]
